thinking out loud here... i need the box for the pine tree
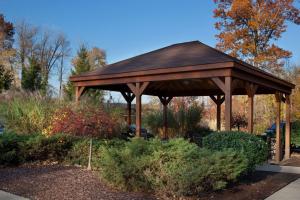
[64,45,105,101]
[21,57,42,91]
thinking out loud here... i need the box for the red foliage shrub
[46,106,117,138]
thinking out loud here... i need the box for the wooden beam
[232,70,292,94]
[210,95,224,131]
[225,77,232,131]
[70,62,235,82]
[158,96,173,139]
[127,82,149,137]
[74,69,232,87]
[285,94,291,160]
[275,92,282,163]
[121,91,135,126]
[245,83,258,133]
[211,77,226,93]
[75,86,85,102]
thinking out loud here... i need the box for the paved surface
[265,178,300,200]
[0,190,29,200]
[256,164,300,174]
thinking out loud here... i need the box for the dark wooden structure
[70,41,295,162]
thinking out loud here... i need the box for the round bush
[202,131,268,171]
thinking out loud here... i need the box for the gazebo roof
[78,41,238,76]
[70,41,294,96]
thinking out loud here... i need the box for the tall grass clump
[0,92,58,134]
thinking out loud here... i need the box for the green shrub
[202,131,268,171]
[23,134,76,162]
[0,133,77,165]
[0,133,34,165]
[65,138,113,167]
[98,138,248,196]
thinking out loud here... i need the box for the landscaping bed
[0,164,155,200]
[0,164,299,200]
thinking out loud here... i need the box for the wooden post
[225,77,232,131]
[275,92,282,163]
[136,91,142,137]
[121,92,135,126]
[285,94,291,160]
[127,82,149,137]
[210,95,224,131]
[158,96,173,139]
[245,83,258,133]
[211,77,233,131]
[75,86,85,103]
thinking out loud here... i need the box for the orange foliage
[213,0,300,75]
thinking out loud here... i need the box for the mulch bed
[0,164,155,200]
[0,164,299,200]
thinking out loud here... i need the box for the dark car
[0,123,4,135]
[264,122,286,138]
[122,125,154,140]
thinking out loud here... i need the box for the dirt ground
[0,164,299,200]
[282,153,300,166]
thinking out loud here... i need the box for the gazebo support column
[285,94,291,160]
[245,83,258,133]
[212,77,232,131]
[275,92,282,163]
[210,95,224,131]
[158,96,173,139]
[75,86,85,103]
[121,91,135,126]
[225,77,232,131]
[127,82,149,137]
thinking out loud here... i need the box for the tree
[214,0,300,75]
[21,57,42,91]
[56,34,71,99]
[64,45,106,101]
[88,47,106,69]
[0,14,15,87]
[16,22,69,94]
[286,64,300,119]
[232,112,248,131]
[0,64,13,92]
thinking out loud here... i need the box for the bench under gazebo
[70,41,295,163]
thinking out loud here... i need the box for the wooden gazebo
[70,41,295,162]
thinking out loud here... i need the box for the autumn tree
[0,14,15,89]
[232,112,248,131]
[213,0,300,75]
[0,64,13,92]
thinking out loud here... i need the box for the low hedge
[98,138,248,196]
[202,131,268,171]
[0,133,78,166]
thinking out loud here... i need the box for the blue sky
[0,0,299,98]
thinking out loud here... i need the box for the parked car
[263,122,286,138]
[121,124,154,140]
[262,121,300,155]
[0,123,4,135]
